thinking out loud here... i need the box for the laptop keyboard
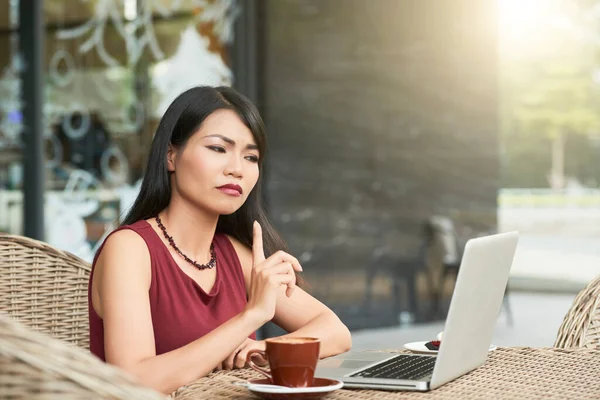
[349,354,436,380]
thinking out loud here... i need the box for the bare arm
[93,227,296,394]
[228,237,352,358]
[272,289,352,358]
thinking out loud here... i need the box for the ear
[167,143,176,172]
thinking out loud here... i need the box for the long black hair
[122,86,287,258]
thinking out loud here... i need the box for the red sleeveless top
[88,220,255,361]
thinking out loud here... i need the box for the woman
[88,86,352,394]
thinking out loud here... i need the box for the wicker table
[171,347,600,400]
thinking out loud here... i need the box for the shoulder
[103,228,148,250]
[97,221,155,260]
[223,234,252,271]
[95,228,152,282]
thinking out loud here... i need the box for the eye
[245,155,259,163]
[207,146,226,153]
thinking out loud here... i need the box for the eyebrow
[203,134,259,150]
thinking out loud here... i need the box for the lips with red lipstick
[217,184,243,196]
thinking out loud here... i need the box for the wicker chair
[555,274,600,349]
[0,312,165,399]
[0,234,91,348]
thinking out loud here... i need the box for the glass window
[499,0,600,291]
[0,0,23,235]
[0,0,238,261]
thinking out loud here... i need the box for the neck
[158,195,219,263]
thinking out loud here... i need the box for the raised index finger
[252,221,266,265]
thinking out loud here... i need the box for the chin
[214,202,244,216]
[218,208,240,216]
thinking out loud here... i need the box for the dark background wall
[260,0,499,329]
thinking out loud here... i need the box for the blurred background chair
[0,233,91,349]
[363,220,436,323]
[0,312,164,400]
[555,274,600,349]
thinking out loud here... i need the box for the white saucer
[242,377,343,399]
[403,341,498,354]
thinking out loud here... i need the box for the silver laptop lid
[430,231,519,389]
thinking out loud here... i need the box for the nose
[224,153,243,178]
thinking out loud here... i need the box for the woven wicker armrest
[555,274,600,349]
[0,233,92,348]
[0,313,165,399]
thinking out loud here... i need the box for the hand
[215,338,267,371]
[245,221,303,324]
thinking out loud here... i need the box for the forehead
[198,109,256,145]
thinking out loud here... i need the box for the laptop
[316,231,519,391]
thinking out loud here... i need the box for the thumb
[252,221,266,265]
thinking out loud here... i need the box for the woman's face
[167,109,260,215]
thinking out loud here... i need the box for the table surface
[171,347,600,400]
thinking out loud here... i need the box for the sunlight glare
[498,0,561,56]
